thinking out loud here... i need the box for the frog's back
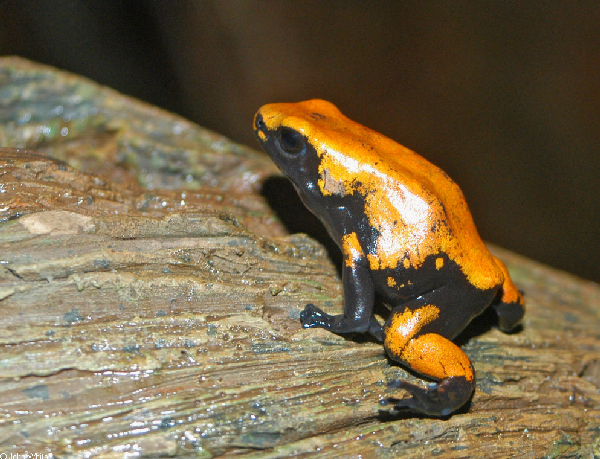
[259,100,504,291]
[381,141,504,290]
[353,137,503,291]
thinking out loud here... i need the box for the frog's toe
[299,303,331,328]
[382,377,473,417]
[369,320,384,342]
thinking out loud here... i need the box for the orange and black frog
[253,99,525,417]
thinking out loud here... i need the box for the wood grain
[1,57,599,459]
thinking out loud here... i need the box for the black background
[1,1,599,283]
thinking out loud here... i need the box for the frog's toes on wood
[299,303,332,328]
[382,376,474,417]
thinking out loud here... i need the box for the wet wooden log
[1,57,599,458]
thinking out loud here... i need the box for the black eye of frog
[278,127,305,155]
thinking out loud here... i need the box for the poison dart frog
[253,99,525,417]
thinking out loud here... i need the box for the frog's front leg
[300,236,382,340]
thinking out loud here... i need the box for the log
[1,57,599,459]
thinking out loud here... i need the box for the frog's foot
[494,299,525,332]
[300,303,377,337]
[300,303,334,329]
[380,376,474,417]
[368,320,384,342]
[491,256,525,332]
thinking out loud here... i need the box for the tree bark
[1,57,599,459]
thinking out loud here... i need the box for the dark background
[1,1,599,283]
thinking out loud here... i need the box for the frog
[253,99,525,417]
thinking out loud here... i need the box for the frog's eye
[278,127,305,155]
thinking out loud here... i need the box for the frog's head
[254,100,340,202]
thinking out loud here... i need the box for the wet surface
[1,58,599,459]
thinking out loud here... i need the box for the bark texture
[1,57,599,458]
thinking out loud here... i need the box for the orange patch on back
[257,100,503,291]
[367,253,380,271]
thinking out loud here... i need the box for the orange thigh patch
[384,305,474,382]
[399,333,474,381]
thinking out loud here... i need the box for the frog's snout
[254,112,265,133]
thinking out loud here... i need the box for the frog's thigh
[491,256,525,332]
[384,305,474,382]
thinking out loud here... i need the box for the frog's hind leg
[491,256,525,332]
[381,304,475,417]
